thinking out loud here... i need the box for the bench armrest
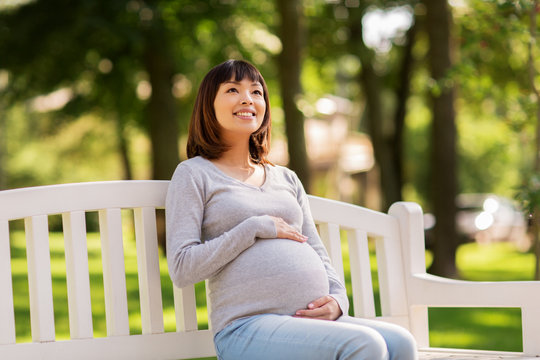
[409,273,540,308]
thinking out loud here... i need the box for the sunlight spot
[362,6,413,53]
[30,88,74,112]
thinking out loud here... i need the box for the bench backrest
[0,181,417,359]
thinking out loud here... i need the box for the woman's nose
[240,93,253,104]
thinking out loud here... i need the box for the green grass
[9,225,535,356]
[426,242,535,352]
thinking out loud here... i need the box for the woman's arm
[166,164,277,288]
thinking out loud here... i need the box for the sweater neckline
[200,157,269,190]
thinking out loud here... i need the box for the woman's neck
[215,143,254,169]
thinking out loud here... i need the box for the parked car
[424,194,531,251]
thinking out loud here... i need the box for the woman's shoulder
[268,163,301,186]
[171,156,211,181]
[174,156,210,172]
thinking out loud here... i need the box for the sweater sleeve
[165,163,277,288]
[291,172,350,316]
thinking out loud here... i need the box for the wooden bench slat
[24,215,55,342]
[173,285,198,332]
[62,211,93,339]
[0,330,217,360]
[0,181,169,221]
[0,220,16,345]
[318,222,345,284]
[98,209,129,336]
[375,233,409,318]
[133,207,164,335]
[347,229,376,318]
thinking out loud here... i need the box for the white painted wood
[347,229,376,318]
[418,348,539,359]
[24,215,55,342]
[99,209,129,336]
[389,202,429,342]
[0,220,15,345]
[0,330,216,360]
[1,182,540,359]
[375,233,408,318]
[308,195,399,238]
[173,285,198,332]
[62,211,93,340]
[0,181,169,221]
[133,207,164,335]
[409,305,429,348]
[318,222,345,284]
[521,307,540,355]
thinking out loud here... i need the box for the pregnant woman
[166,59,417,360]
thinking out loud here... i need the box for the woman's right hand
[269,216,308,243]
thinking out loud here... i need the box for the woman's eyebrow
[223,80,262,87]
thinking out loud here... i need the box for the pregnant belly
[210,239,330,316]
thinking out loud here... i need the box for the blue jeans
[214,314,418,360]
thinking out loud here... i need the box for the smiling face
[186,59,272,162]
[213,77,266,144]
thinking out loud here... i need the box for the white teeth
[236,112,254,117]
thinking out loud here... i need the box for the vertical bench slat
[173,285,198,332]
[62,211,93,339]
[98,209,129,336]
[522,306,540,354]
[347,229,376,318]
[24,215,55,342]
[318,223,345,284]
[134,207,164,335]
[375,236,408,317]
[0,220,15,345]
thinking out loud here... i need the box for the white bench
[0,180,539,360]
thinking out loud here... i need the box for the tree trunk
[424,0,459,278]
[527,0,540,280]
[115,115,133,180]
[0,109,6,190]
[392,21,417,204]
[348,8,403,211]
[143,26,180,181]
[276,0,311,191]
[142,13,180,252]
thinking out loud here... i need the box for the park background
[1,0,540,356]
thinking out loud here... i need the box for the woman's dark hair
[186,59,272,164]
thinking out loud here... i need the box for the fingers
[270,216,308,243]
[295,296,342,321]
[308,296,332,309]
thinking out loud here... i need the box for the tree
[347,3,416,211]
[424,0,458,277]
[276,0,311,190]
[141,3,179,180]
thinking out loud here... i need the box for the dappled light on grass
[457,242,536,281]
[428,307,522,352]
[427,242,533,352]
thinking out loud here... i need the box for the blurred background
[1,0,539,280]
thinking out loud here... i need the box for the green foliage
[515,173,540,216]
[0,0,538,217]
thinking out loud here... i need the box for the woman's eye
[253,90,263,95]
[226,88,238,93]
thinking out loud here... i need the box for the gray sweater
[166,156,349,334]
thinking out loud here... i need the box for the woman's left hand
[294,295,342,321]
